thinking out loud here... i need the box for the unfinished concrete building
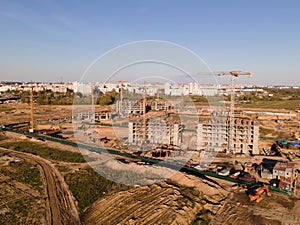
[149,100,169,111]
[128,117,183,146]
[76,111,111,122]
[114,98,172,117]
[196,112,259,154]
[114,99,144,117]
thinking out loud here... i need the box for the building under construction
[128,116,183,146]
[115,99,171,117]
[76,111,111,122]
[196,111,259,154]
[114,99,144,117]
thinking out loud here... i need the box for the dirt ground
[0,146,81,225]
[83,174,227,225]
[211,190,299,225]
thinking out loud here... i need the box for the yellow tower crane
[29,82,34,133]
[143,82,147,142]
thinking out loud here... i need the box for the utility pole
[29,82,34,133]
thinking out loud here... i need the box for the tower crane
[196,70,252,153]
[29,81,34,133]
[216,71,252,153]
[143,82,147,142]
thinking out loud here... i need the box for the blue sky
[0,0,299,85]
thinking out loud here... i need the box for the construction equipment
[247,184,271,202]
[217,71,252,153]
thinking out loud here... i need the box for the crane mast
[29,82,34,133]
[143,82,147,142]
[229,75,236,154]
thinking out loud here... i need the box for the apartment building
[128,117,183,146]
[196,112,259,154]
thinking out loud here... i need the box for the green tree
[97,91,118,105]
[20,91,30,103]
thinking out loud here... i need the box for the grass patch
[0,160,42,191]
[55,165,71,173]
[0,196,44,225]
[0,141,89,163]
[237,99,300,110]
[94,166,164,186]
[0,161,44,224]
[12,113,25,116]
[64,167,114,212]
[260,127,277,137]
[0,107,14,112]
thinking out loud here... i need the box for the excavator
[247,183,271,202]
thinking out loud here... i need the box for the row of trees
[19,89,119,106]
[13,86,300,105]
[236,88,300,103]
[20,88,75,105]
[264,88,300,100]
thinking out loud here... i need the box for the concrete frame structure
[114,99,171,117]
[196,113,259,154]
[114,99,144,117]
[76,111,111,122]
[150,100,168,111]
[128,118,183,146]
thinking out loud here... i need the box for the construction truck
[247,184,271,202]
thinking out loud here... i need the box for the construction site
[1,73,300,224]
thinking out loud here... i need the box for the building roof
[261,158,278,172]
[274,162,295,172]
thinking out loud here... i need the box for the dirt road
[0,147,81,225]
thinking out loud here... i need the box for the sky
[0,0,299,85]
